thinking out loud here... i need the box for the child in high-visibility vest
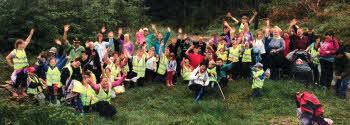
[181,58,193,85]
[216,48,228,63]
[43,58,66,105]
[27,67,46,103]
[207,61,217,94]
[228,39,243,80]
[251,63,265,98]
[241,42,253,79]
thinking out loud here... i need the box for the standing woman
[319,32,339,89]
[267,28,285,80]
[6,29,35,97]
[121,34,135,56]
[254,31,265,63]
[94,33,113,62]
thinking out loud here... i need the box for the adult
[145,24,158,50]
[153,27,171,55]
[188,62,209,102]
[334,49,350,99]
[94,33,113,62]
[185,45,205,69]
[6,29,35,97]
[304,27,317,45]
[120,33,134,56]
[288,19,309,51]
[101,26,122,54]
[63,25,85,63]
[226,11,258,33]
[85,41,102,83]
[61,58,83,91]
[319,31,339,89]
[266,28,285,80]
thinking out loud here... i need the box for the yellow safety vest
[156,55,168,75]
[218,43,225,51]
[46,67,62,87]
[228,45,241,63]
[12,49,29,70]
[107,63,121,78]
[242,48,252,62]
[309,47,320,65]
[181,66,192,81]
[122,58,130,72]
[207,67,217,82]
[132,56,146,77]
[217,51,228,62]
[72,80,98,106]
[27,75,44,95]
[252,70,265,89]
[98,82,112,103]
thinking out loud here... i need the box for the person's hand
[178,28,182,34]
[151,24,156,29]
[55,39,62,45]
[253,11,258,16]
[101,26,106,33]
[66,56,71,59]
[123,70,128,76]
[336,76,342,79]
[64,25,70,32]
[172,72,176,75]
[190,45,194,49]
[326,51,330,54]
[118,27,123,34]
[167,27,171,32]
[30,29,35,35]
[160,41,164,46]
[226,12,232,17]
[231,57,235,62]
[223,21,229,26]
[290,19,297,26]
[85,41,90,48]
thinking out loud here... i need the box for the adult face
[73,42,80,48]
[98,35,103,42]
[108,32,114,39]
[193,48,199,54]
[307,29,313,35]
[72,61,81,68]
[158,34,163,41]
[200,65,206,73]
[297,29,303,37]
[216,60,223,66]
[101,78,109,89]
[325,35,332,40]
[82,53,88,61]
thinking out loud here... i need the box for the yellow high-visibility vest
[12,49,29,70]
[46,67,62,87]
[72,80,98,106]
[252,70,265,89]
[132,55,146,77]
[242,48,252,62]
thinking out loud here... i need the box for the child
[145,47,158,82]
[216,48,228,63]
[228,39,243,80]
[136,29,146,48]
[27,67,46,103]
[156,42,169,83]
[181,58,193,85]
[207,61,217,94]
[42,58,66,105]
[241,42,253,79]
[166,53,177,86]
[251,63,265,98]
[6,29,34,97]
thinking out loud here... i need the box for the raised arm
[164,27,171,43]
[288,19,297,35]
[227,12,239,24]
[63,25,70,45]
[111,72,127,87]
[185,45,194,56]
[23,29,35,48]
[151,24,158,36]
[249,11,258,24]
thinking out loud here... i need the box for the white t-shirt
[146,56,157,70]
[254,39,266,54]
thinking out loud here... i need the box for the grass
[1,72,350,125]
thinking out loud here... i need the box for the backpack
[295,91,324,117]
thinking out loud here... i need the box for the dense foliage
[0,0,146,54]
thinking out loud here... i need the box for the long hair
[15,39,24,49]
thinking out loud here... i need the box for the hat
[49,47,57,53]
[254,63,263,68]
[27,67,35,73]
[143,28,149,31]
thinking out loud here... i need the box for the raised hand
[178,28,182,34]
[118,27,123,34]
[151,24,156,29]
[290,19,297,26]
[223,21,228,26]
[30,29,35,35]
[253,11,258,16]
[55,39,62,45]
[226,12,232,17]
[101,26,106,33]
[167,27,171,32]
[64,25,70,32]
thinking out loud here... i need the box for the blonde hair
[15,39,24,49]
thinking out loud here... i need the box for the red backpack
[295,91,324,117]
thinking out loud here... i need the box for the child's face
[184,59,190,65]
[49,59,56,67]
[220,48,224,52]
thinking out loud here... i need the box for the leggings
[320,59,333,89]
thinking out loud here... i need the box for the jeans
[252,88,262,98]
[337,77,349,97]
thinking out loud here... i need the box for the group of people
[4,11,350,118]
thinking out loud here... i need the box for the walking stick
[216,82,225,100]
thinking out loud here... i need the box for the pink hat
[27,67,35,73]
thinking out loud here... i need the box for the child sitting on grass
[251,63,267,98]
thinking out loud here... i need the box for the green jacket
[217,62,233,82]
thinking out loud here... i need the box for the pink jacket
[319,38,339,57]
